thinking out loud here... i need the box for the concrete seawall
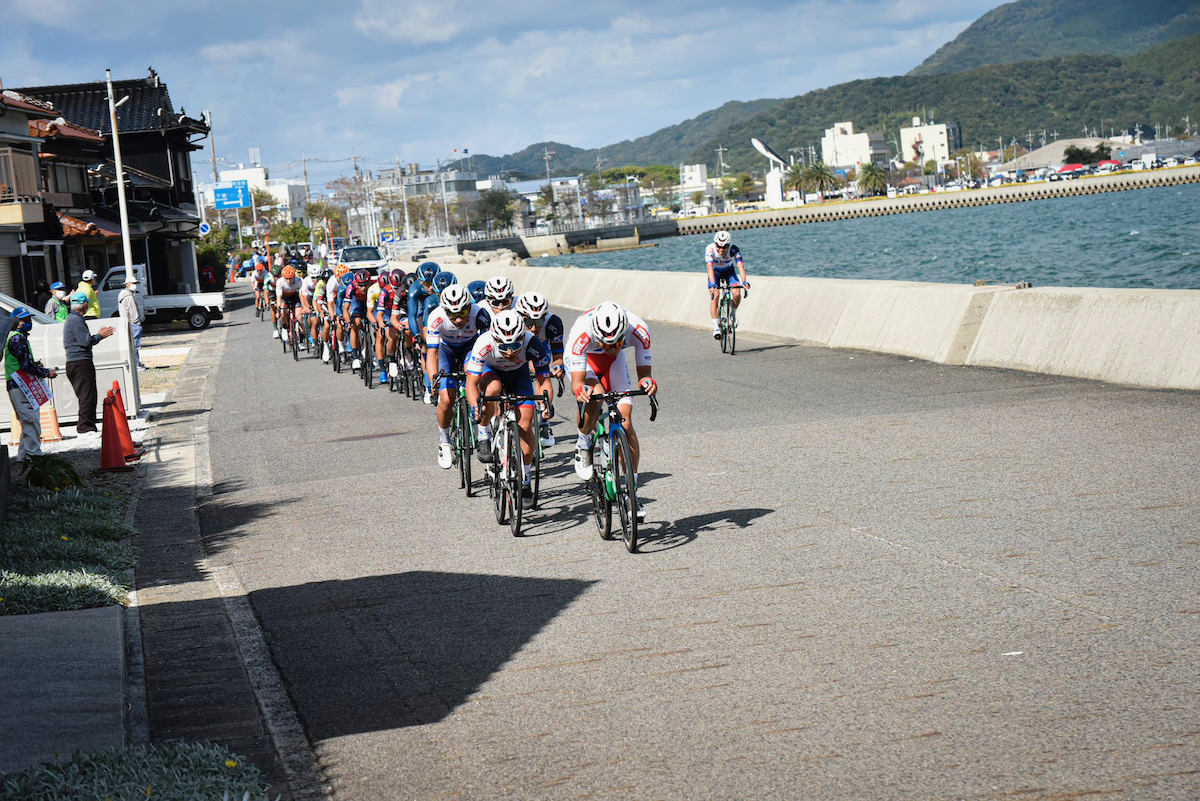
[442,261,1200,391]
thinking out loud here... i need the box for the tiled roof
[15,71,208,136]
[30,117,105,143]
[92,160,174,190]
[0,89,58,118]
[58,212,138,239]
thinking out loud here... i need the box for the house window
[53,164,87,195]
[0,147,40,203]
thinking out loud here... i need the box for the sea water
[531,183,1200,290]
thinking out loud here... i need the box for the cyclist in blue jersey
[407,262,441,398]
[515,291,565,447]
[705,230,748,338]
[425,284,492,468]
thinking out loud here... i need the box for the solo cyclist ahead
[705,230,748,338]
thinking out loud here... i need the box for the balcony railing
[0,147,40,204]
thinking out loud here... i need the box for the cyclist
[391,272,415,372]
[484,275,515,315]
[252,257,271,314]
[567,302,656,519]
[515,291,565,447]
[465,310,551,510]
[267,263,282,337]
[426,284,492,468]
[334,270,355,361]
[342,269,372,371]
[313,268,333,363]
[367,269,393,383]
[276,264,304,347]
[467,280,487,304]
[408,262,441,396]
[705,230,748,338]
[385,269,407,376]
[300,263,320,351]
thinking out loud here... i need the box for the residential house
[0,88,58,302]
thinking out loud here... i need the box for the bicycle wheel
[493,426,508,525]
[457,395,473,497]
[281,317,289,354]
[729,304,737,356]
[591,437,613,540]
[611,428,638,553]
[291,317,301,362]
[331,334,341,373]
[718,296,730,354]
[506,417,523,537]
[531,436,541,509]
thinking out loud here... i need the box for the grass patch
[0,741,270,800]
[0,488,135,615]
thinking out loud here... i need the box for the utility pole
[301,151,311,209]
[543,146,555,227]
[396,154,411,241]
[205,110,224,234]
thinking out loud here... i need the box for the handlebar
[575,388,659,427]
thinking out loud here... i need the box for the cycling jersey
[276,276,303,308]
[300,276,318,300]
[530,313,565,360]
[566,308,651,372]
[705,242,744,272]
[253,265,269,285]
[366,282,382,311]
[467,330,551,406]
[407,282,433,331]
[370,284,393,316]
[389,287,409,322]
[426,302,492,348]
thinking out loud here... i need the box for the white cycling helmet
[440,284,471,314]
[490,309,525,348]
[515,291,548,323]
[589,301,628,346]
[714,230,731,248]
[485,275,514,304]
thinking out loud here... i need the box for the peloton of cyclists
[705,230,748,338]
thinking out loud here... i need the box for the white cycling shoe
[437,443,454,469]
[423,390,433,405]
[712,326,721,339]
[573,447,593,481]
[281,330,289,342]
[272,329,280,339]
[539,425,555,448]
[352,358,362,371]
[636,503,646,522]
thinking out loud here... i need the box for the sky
[3,0,1008,191]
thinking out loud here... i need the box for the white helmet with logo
[515,291,548,323]
[714,230,731,247]
[490,309,525,347]
[589,301,628,346]
[440,284,471,314]
[485,275,514,304]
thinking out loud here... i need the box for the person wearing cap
[43,281,71,322]
[62,292,115,435]
[76,270,101,319]
[5,307,57,462]
[118,275,147,371]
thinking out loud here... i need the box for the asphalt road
[201,283,1199,799]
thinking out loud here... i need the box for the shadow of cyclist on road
[636,507,774,553]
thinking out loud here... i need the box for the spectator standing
[43,281,71,322]
[63,292,115,436]
[33,280,52,312]
[5,308,57,462]
[76,270,101,319]
[118,276,148,371]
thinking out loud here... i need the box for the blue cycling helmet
[416,261,441,284]
[432,272,457,293]
[340,272,354,286]
[467,280,487,302]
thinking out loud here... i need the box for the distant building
[900,118,963,167]
[820,122,888,170]
[198,165,308,225]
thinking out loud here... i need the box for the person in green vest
[43,281,71,322]
[5,307,57,462]
[77,269,101,319]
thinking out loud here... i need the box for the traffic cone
[99,398,134,472]
[106,388,141,462]
[40,402,63,443]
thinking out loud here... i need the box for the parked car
[335,246,388,275]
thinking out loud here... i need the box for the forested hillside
[910,0,1200,76]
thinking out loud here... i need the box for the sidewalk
[0,323,296,797]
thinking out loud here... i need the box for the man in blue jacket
[63,292,115,436]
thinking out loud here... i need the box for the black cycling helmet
[390,269,406,288]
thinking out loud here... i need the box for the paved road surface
[200,284,1199,799]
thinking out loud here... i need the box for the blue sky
[3,0,1006,189]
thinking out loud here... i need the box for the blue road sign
[214,180,251,210]
[199,222,211,235]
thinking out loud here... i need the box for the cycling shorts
[476,366,537,407]
[710,266,742,288]
[434,341,474,391]
[582,350,633,407]
[347,299,367,319]
[279,294,301,310]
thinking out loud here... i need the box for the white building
[899,118,963,167]
[820,122,888,169]
[197,164,308,224]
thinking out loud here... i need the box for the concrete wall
[453,261,1200,391]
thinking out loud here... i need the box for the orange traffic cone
[106,389,141,462]
[40,402,63,443]
[99,398,134,472]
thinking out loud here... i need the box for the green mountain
[910,0,1200,77]
[691,32,1200,174]
[468,99,783,179]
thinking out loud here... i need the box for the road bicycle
[716,279,748,356]
[255,288,268,321]
[289,310,304,362]
[330,316,344,374]
[434,371,476,496]
[482,389,549,537]
[360,319,375,388]
[578,388,659,553]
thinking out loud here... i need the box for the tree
[690,190,706,208]
[477,188,515,230]
[802,162,838,200]
[534,183,560,224]
[275,219,312,244]
[304,199,346,240]
[327,176,373,240]
[784,162,806,199]
[857,162,888,196]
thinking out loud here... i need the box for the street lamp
[105,70,134,283]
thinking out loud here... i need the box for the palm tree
[857,162,888,196]
[802,162,838,201]
[784,162,806,200]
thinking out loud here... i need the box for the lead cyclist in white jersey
[567,302,657,519]
[705,230,748,338]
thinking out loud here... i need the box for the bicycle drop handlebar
[575,388,659,427]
